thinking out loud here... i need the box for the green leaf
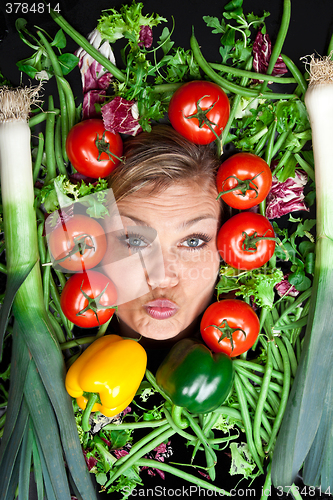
[18,419,34,500]
[57,53,79,75]
[51,29,67,49]
[24,356,72,499]
[203,16,225,34]
[110,429,130,450]
[229,442,256,479]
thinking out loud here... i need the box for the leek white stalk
[271,56,333,489]
[0,86,98,499]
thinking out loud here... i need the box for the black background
[1,0,333,499]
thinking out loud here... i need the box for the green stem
[209,62,296,84]
[29,110,59,128]
[82,393,99,432]
[171,405,189,429]
[105,427,175,488]
[44,95,56,184]
[54,115,67,176]
[33,132,45,184]
[136,458,231,496]
[261,0,291,92]
[190,30,296,100]
[49,9,126,82]
[103,419,168,431]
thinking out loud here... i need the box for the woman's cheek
[174,248,220,285]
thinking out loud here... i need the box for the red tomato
[60,271,117,328]
[48,214,107,272]
[217,212,276,270]
[200,299,260,357]
[216,152,272,209]
[66,119,123,178]
[168,81,230,145]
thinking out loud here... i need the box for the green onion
[271,54,333,489]
[0,86,97,499]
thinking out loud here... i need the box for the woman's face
[102,180,221,341]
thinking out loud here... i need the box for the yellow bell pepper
[65,334,147,430]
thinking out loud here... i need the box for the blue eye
[181,233,212,250]
[127,236,148,248]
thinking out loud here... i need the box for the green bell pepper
[156,338,234,414]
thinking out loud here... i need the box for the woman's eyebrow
[178,215,219,229]
[119,214,150,226]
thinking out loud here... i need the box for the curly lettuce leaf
[97,1,166,44]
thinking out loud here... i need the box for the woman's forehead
[116,181,221,226]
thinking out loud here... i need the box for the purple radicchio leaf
[275,274,300,298]
[75,29,115,119]
[138,25,153,48]
[102,96,143,136]
[253,30,288,76]
[265,170,309,219]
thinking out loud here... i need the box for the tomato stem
[241,230,277,253]
[217,172,263,199]
[184,95,222,144]
[205,319,246,352]
[95,131,124,163]
[77,281,117,324]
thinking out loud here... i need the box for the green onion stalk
[0,86,97,499]
[271,55,333,490]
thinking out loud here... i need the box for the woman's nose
[146,249,179,289]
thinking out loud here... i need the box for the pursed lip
[143,299,179,320]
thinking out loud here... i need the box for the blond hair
[108,124,222,202]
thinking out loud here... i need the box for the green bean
[233,373,263,472]
[241,379,272,438]
[54,115,67,176]
[273,287,312,328]
[261,0,291,92]
[60,335,96,350]
[56,75,76,131]
[204,429,216,480]
[136,458,231,496]
[281,54,307,95]
[265,119,278,167]
[253,342,274,457]
[37,30,69,161]
[254,131,269,156]
[44,95,56,184]
[271,130,290,159]
[29,109,59,128]
[182,408,217,466]
[233,364,282,394]
[233,359,284,383]
[49,9,126,82]
[49,274,73,339]
[266,389,280,416]
[0,263,7,275]
[163,407,197,441]
[47,310,66,344]
[212,406,242,421]
[265,338,291,453]
[33,132,45,184]
[294,152,315,181]
[103,419,168,431]
[145,369,172,404]
[105,426,175,488]
[282,336,298,378]
[270,341,284,373]
[209,62,296,84]
[237,370,275,417]
[222,57,253,144]
[261,461,272,500]
[190,31,296,100]
[37,221,46,265]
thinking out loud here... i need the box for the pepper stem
[171,405,189,429]
[82,393,99,432]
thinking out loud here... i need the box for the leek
[271,56,333,489]
[0,87,97,499]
